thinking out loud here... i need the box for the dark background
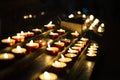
[0,0,119,80]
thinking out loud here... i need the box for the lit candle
[86,52,97,57]
[90,43,99,48]
[39,71,58,80]
[88,47,97,51]
[49,32,59,39]
[54,40,65,49]
[65,53,77,58]
[71,31,79,37]
[17,31,27,37]
[25,31,34,37]
[52,61,67,68]
[11,46,27,54]
[74,43,84,48]
[67,48,78,54]
[71,46,82,52]
[1,37,16,46]
[61,38,71,46]
[32,28,42,33]
[26,40,39,51]
[0,53,15,60]
[59,54,72,63]
[44,21,55,29]
[36,40,46,47]
[80,37,89,42]
[87,50,97,54]
[77,41,87,45]
[57,29,65,35]
[12,34,25,42]
[46,42,59,55]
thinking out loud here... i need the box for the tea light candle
[46,43,59,55]
[88,47,97,51]
[71,31,79,37]
[49,32,59,39]
[39,71,58,80]
[59,54,72,63]
[1,37,16,46]
[12,34,25,42]
[32,28,42,33]
[90,43,99,48]
[77,41,87,45]
[11,46,27,54]
[86,52,97,57]
[87,50,97,54]
[71,46,82,52]
[65,53,77,58]
[36,40,46,47]
[54,40,65,48]
[26,40,39,51]
[0,53,15,60]
[17,31,27,37]
[61,38,71,46]
[25,31,34,37]
[74,43,84,48]
[67,48,78,54]
[57,29,65,35]
[80,37,89,42]
[52,61,67,68]
[44,21,55,29]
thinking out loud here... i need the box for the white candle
[65,53,77,58]
[52,61,67,68]
[86,52,97,57]
[44,21,55,29]
[32,28,42,33]
[0,53,15,60]
[68,48,78,54]
[39,71,58,80]
[59,54,72,63]
[12,46,27,54]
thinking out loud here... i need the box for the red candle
[57,29,65,35]
[26,40,39,51]
[36,40,46,47]
[49,32,59,39]
[32,28,42,34]
[1,37,16,46]
[25,31,34,37]
[46,42,59,55]
[61,38,71,46]
[44,21,55,29]
[12,34,25,42]
[54,41,65,49]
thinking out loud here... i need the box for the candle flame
[27,31,30,34]
[61,54,65,59]
[4,53,8,59]
[43,71,50,79]
[8,37,11,41]
[16,46,22,50]
[75,31,78,34]
[21,31,24,34]
[89,15,94,21]
[17,34,21,38]
[47,21,52,25]
[29,40,34,45]
[82,14,86,18]
[47,42,51,48]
